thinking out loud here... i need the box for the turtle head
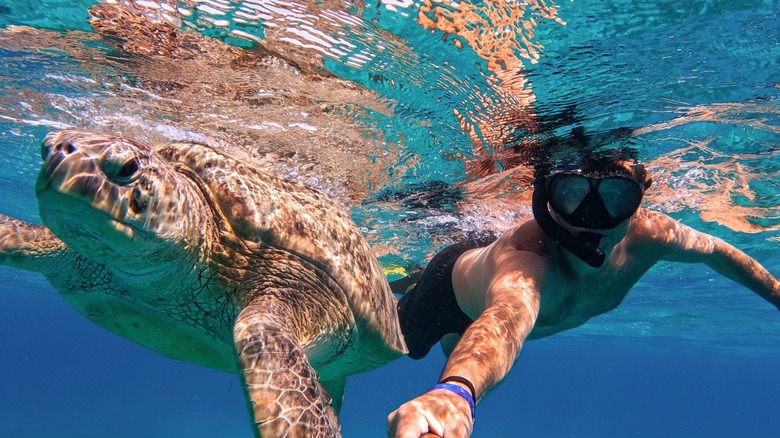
[36,130,211,273]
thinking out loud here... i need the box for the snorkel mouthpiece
[532,179,606,268]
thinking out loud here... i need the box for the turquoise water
[1,0,780,436]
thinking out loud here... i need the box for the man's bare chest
[530,267,643,338]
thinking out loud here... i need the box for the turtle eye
[118,158,140,179]
[104,156,141,184]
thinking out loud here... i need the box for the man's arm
[643,211,780,309]
[387,251,545,437]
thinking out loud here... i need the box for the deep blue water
[1,0,780,436]
[3,279,780,437]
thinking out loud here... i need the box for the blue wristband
[429,383,476,424]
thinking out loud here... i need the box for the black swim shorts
[397,236,496,359]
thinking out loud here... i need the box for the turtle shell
[157,142,407,364]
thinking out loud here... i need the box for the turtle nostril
[42,141,77,160]
[58,142,77,155]
[128,187,147,214]
[129,196,143,214]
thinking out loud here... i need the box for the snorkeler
[388,149,780,437]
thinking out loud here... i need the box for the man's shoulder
[460,221,548,267]
[632,209,677,227]
[501,220,549,250]
[628,209,683,243]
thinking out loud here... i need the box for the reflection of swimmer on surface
[388,147,780,437]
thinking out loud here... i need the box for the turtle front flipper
[0,215,70,273]
[234,294,342,438]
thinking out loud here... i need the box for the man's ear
[644,178,653,190]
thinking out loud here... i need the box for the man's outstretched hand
[387,388,473,438]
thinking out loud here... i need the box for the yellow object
[383,264,408,278]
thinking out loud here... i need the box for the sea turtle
[0,129,407,437]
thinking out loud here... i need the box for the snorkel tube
[532,178,606,268]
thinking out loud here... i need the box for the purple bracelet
[429,383,476,424]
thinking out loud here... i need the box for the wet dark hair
[571,148,648,184]
[531,127,649,187]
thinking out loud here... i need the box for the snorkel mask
[532,165,649,268]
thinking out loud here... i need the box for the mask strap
[532,179,606,268]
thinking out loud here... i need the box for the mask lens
[548,174,591,216]
[547,172,644,229]
[598,177,643,221]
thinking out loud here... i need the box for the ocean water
[1,0,779,437]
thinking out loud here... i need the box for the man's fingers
[388,408,426,438]
[422,410,445,437]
